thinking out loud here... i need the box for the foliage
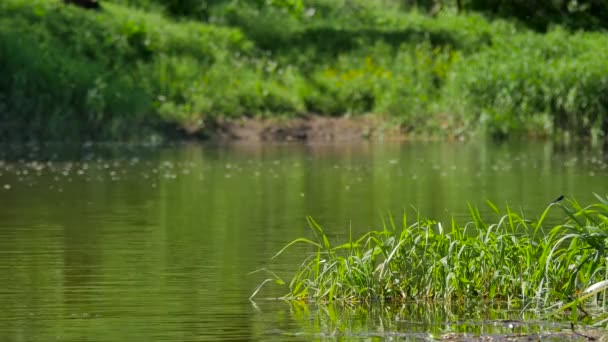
[466,0,608,31]
[0,5,152,141]
[444,28,608,140]
[0,0,257,140]
[255,194,608,315]
[1,0,608,141]
[106,0,304,20]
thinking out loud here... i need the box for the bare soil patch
[208,115,406,143]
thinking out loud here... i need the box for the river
[0,141,605,340]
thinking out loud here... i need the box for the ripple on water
[0,142,607,340]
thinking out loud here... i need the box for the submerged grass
[254,194,608,315]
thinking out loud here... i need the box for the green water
[0,141,605,341]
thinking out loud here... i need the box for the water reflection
[0,141,606,340]
[252,300,592,341]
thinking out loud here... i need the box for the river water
[0,141,605,341]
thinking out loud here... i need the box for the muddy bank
[195,115,410,143]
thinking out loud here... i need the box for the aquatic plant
[253,194,608,313]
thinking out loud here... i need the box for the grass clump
[254,194,608,313]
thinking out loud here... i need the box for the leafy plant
[254,195,608,316]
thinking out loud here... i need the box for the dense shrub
[0,15,151,141]
[444,29,608,139]
[466,0,608,31]
[0,0,254,140]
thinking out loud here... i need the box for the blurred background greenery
[1,0,607,142]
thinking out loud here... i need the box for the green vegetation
[467,0,608,31]
[1,0,608,141]
[254,195,608,319]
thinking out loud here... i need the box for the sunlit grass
[254,194,608,316]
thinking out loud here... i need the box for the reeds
[254,194,608,313]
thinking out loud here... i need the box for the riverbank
[2,0,608,142]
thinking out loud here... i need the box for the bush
[444,28,608,139]
[0,16,151,140]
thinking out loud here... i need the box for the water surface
[0,141,606,341]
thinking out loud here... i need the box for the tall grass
[254,194,608,314]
